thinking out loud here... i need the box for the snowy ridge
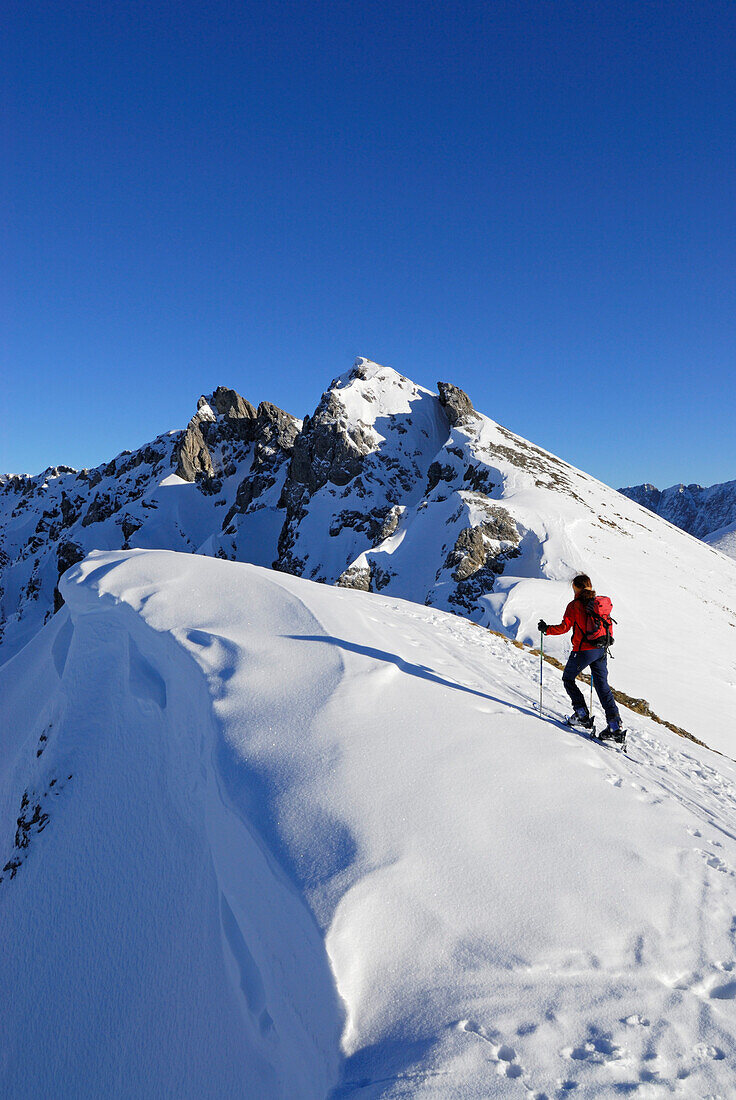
[3,549,736,1096]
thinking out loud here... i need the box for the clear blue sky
[3,0,735,488]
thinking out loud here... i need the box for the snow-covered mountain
[3,358,736,752]
[0,386,301,660]
[620,480,736,559]
[3,549,736,1096]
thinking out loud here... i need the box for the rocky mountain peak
[210,386,257,422]
[175,387,269,481]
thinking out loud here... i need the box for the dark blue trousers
[562,648,622,728]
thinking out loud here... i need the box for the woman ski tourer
[538,573,624,742]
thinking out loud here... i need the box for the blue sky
[3,0,735,488]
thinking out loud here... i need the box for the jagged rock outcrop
[82,491,121,527]
[426,462,457,494]
[335,563,372,591]
[446,509,519,583]
[175,388,299,521]
[174,400,218,482]
[286,393,374,498]
[174,387,261,482]
[210,386,257,425]
[221,402,299,532]
[121,514,143,544]
[441,507,521,613]
[437,381,480,427]
[275,363,387,575]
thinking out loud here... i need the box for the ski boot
[565,711,595,731]
[599,725,626,744]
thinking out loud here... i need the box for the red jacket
[546,597,602,652]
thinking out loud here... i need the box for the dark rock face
[210,387,257,424]
[221,402,300,531]
[427,462,457,494]
[619,480,736,541]
[176,390,299,490]
[79,468,102,489]
[57,540,84,576]
[377,505,401,542]
[121,514,143,543]
[287,392,374,498]
[256,402,300,453]
[174,411,216,482]
[60,492,81,528]
[447,526,489,583]
[82,492,121,527]
[437,382,480,428]
[174,389,256,482]
[463,464,497,495]
[53,541,85,611]
[442,510,521,616]
[440,505,521,614]
[328,505,399,547]
[276,388,378,574]
[445,507,520,584]
[621,484,660,509]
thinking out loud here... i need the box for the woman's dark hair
[572,573,593,592]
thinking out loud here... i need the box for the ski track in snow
[3,550,736,1097]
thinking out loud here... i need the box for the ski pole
[539,631,544,717]
[589,673,593,717]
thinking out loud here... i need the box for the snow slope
[705,520,736,560]
[4,549,736,1097]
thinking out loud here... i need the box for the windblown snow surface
[705,521,736,561]
[3,549,736,1097]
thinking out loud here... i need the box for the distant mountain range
[618,481,736,559]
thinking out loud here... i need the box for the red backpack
[581,595,616,650]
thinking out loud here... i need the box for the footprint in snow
[692,1043,725,1060]
[621,1014,650,1028]
[562,1027,624,1066]
[695,848,734,876]
[710,981,736,1001]
[457,1020,524,1079]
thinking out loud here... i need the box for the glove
[538,620,548,634]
